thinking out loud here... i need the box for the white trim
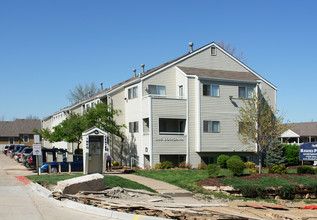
[198,76,258,85]
[195,76,201,152]
[149,96,153,168]
[107,78,141,96]
[186,76,189,163]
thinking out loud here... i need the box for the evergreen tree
[264,139,287,167]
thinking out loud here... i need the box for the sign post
[33,144,42,175]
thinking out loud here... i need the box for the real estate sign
[299,142,317,161]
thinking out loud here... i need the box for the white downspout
[149,96,153,168]
[195,76,201,152]
[186,77,189,163]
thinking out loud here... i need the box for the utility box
[67,153,73,162]
[56,152,63,163]
[46,152,53,163]
[82,126,108,174]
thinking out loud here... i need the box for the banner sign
[299,142,317,161]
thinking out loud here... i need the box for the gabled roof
[285,122,317,137]
[177,66,260,82]
[0,119,41,137]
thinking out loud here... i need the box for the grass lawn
[26,174,156,193]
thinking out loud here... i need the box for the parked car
[40,155,83,173]
[17,147,33,163]
[2,146,10,154]
[26,148,67,169]
[11,145,29,159]
[6,145,15,156]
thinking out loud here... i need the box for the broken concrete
[54,173,105,194]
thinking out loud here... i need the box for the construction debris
[53,187,256,220]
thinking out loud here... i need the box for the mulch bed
[196,173,317,187]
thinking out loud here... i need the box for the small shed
[82,127,108,174]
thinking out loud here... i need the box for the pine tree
[264,139,287,167]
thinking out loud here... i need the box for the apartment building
[42,42,277,168]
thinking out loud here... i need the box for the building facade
[42,42,277,168]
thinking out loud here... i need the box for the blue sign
[299,142,317,161]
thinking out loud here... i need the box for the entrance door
[88,136,103,174]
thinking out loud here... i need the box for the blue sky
[0,0,316,122]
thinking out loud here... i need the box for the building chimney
[133,69,136,77]
[189,42,194,53]
[141,64,145,73]
[100,82,103,91]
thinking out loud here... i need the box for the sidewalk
[106,172,210,204]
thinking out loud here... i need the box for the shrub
[154,162,164,169]
[230,155,242,161]
[217,155,230,168]
[112,161,119,166]
[297,166,315,174]
[265,139,287,167]
[267,165,287,174]
[207,164,220,178]
[226,158,246,176]
[244,161,258,174]
[284,144,299,166]
[162,161,174,169]
[276,185,298,199]
[178,161,192,169]
[197,162,207,170]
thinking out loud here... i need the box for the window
[128,86,138,99]
[203,84,219,97]
[211,46,217,56]
[91,102,95,108]
[159,118,185,135]
[23,135,29,143]
[239,86,254,98]
[148,85,166,95]
[129,121,139,133]
[143,118,149,134]
[179,85,183,97]
[203,121,220,133]
[9,137,14,144]
[86,103,90,110]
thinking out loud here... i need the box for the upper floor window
[23,135,29,143]
[211,46,217,56]
[239,86,254,99]
[129,121,139,133]
[159,118,185,135]
[128,86,138,99]
[203,121,220,133]
[91,102,95,108]
[203,84,219,97]
[179,85,183,97]
[148,85,166,95]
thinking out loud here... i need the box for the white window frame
[128,86,138,99]
[148,85,166,96]
[211,46,217,56]
[129,121,139,133]
[203,121,220,133]
[238,86,254,99]
[23,135,29,143]
[178,85,183,98]
[203,84,219,97]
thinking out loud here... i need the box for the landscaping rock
[54,173,105,194]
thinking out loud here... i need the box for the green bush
[112,161,119,166]
[197,162,207,170]
[244,161,258,174]
[284,144,299,166]
[268,165,287,174]
[154,162,164,169]
[276,185,298,199]
[178,161,192,169]
[207,164,221,178]
[297,166,315,174]
[230,155,242,161]
[162,161,174,169]
[217,155,230,168]
[226,158,246,176]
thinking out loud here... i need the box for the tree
[264,139,287,167]
[50,113,86,151]
[218,40,247,62]
[67,82,101,104]
[236,90,288,173]
[26,114,39,119]
[33,127,52,141]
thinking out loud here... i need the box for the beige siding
[178,47,248,72]
[71,105,82,114]
[143,67,177,97]
[151,98,187,156]
[260,81,276,108]
[200,80,256,152]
